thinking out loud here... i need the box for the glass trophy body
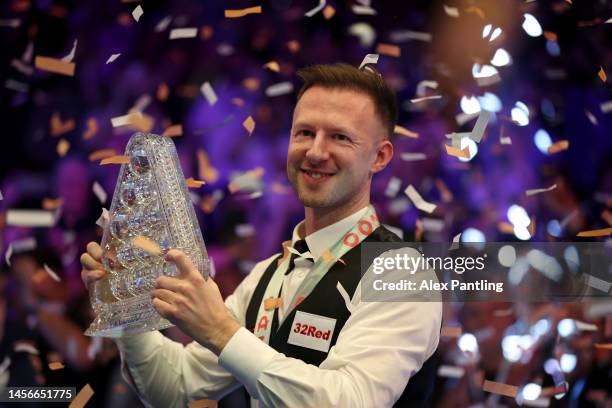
[85,132,209,337]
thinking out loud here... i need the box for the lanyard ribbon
[253,206,380,344]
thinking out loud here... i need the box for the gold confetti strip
[48,362,65,370]
[196,149,219,183]
[547,140,569,154]
[321,249,335,263]
[100,155,130,165]
[444,144,470,159]
[57,139,70,157]
[263,61,280,72]
[264,297,283,311]
[186,177,206,188]
[322,5,335,19]
[82,117,98,140]
[577,227,612,237]
[464,6,485,19]
[435,179,453,203]
[224,6,262,18]
[598,66,607,82]
[286,40,300,53]
[157,82,169,101]
[69,384,94,408]
[440,326,462,338]
[35,56,75,76]
[162,124,183,137]
[88,149,116,162]
[50,112,75,136]
[200,25,214,40]
[242,77,260,91]
[543,31,558,42]
[131,236,162,256]
[528,215,536,236]
[376,43,401,57]
[393,125,418,138]
[42,197,64,210]
[231,98,245,107]
[243,116,255,136]
[540,383,568,398]
[497,222,515,234]
[188,399,218,408]
[594,343,612,350]
[601,209,612,226]
[483,380,518,398]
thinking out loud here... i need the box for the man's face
[287,86,391,209]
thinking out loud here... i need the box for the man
[81,63,442,407]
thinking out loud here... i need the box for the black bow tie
[285,239,310,275]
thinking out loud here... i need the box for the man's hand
[152,249,240,356]
[80,242,107,289]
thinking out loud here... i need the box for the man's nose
[305,132,330,163]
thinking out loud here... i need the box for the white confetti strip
[584,274,612,293]
[305,0,326,17]
[92,181,107,204]
[574,320,598,332]
[384,177,402,198]
[6,210,56,227]
[404,185,437,214]
[61,39,78,63]
[410,95,442,103]
[110,112,141,127]
[476,74,501,86]
[415,80,439,97]
[0,357,10,374]
[351,5,377,15]
[449,233,461,250]
[438,365,465,378]
[169,27,198,40]
[400,152,427,161]
[14,343,39,355]
[12,237,36,252]
[265,81,294,97]
[389,30,432,42]
[585,110,598,125]
[105,53,121,64]
[155,16,172,32]
[235,224,255,237]
[132,5,143,22]
[129,94,152,113]
[201,82,218,105]
[4,244,13,267]
[600,100,612,113]
[96,208,110,229]
[358,53,379,70]
[525,184,557,196]
[443,5,459,17]
[470,110,492,142]
[43,263,61,282]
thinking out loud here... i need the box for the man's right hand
[80,242,107,290]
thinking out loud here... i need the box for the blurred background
[0,0,610,406]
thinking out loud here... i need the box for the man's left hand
[151,249,241,355]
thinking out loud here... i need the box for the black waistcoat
[219,226,438,408]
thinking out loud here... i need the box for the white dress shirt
[115,207,442,408]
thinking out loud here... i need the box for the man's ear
[371,139,394,174]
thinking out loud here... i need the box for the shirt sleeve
[218,248,442,408]
[114,253,280,407]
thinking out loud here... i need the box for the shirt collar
[290,206,370,261]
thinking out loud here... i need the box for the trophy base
[85,293,174,337]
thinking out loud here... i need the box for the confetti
[443,5,459,17]
[348,23,376,47]
[449,233,461,250]
[132,5,143,22]
[96,208,110,229]
[574,320,598,331]
[224,6,262,18]
[393,125,418,138]
[376,43,401,57]
[82,118,98,139]
[351,5,377,15]
[476,74,501,87]
[57,139,70,157]
[400,153,427,161]
[322,5,335,19]
[440,326,462,337]
[321,249,336,263]
[464,6,485,19]
[186,177,206,188]
[235,224,255,237]
[384,177,402,198]
[231,98,245,107]
[585,110,598,125]
[243,77,260,91]
[188,400,218,408]
[242,116,255,136]
[264,297,283,311]
[88,149,116,162]
[61,39,78,63]
[389,30,432,43]
[594,343,612,350]
[584,274,612,293]
[263,61,280,72]
[200,26,214,40]
[110,112,154,132]
[69,384,94,408]
[4,244,13,266]
[201,81,218,105]
[92,181,107,203]
[196,149,219,183]
[34,56,75,76]
[50,112,76,137]
[410,95,442,103]
[598,66,607,82]
[43,263,61,282]
[525,184,557,196]
[358,53,379,70]
[106,53,121,64]
[157,83,169,101]
[6,209,56,227]
[444,144,470,159]
[404,185,437,214]
[131,236,162,256]
[265,82,294,97]
[600,100,612,113]
[169,28,198,40]
[162,124,183,137]
[305,0,325,17]
[286,40,300,53]
[100,155,130,165]
[577,227,612,237]
[438,365,464,378]
[435,179,453,203]
[42,197,63,210]
[271,182,292,194]
[470,110,491,143]
[129,94,152,113]
[155,16,172,32]
[14,341,39,355]
[229,167,265,194]
[415,80,439,97]
[482,380,518,398]
[49,361,65,370]
[5,78,29,92]
[543,31,558,42]
[547,140,569,154]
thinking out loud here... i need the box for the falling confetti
[186,177,206,188]
[404,185,437,214]
[69,384,94,408]
[100,155,130,165]
[482,380,518,398]
[131,5,143,22]
[201,82,218,105]
[242,116,255,136]
[264,297,283,311]
[162,124,183,137]
[35,56,75,76]
[106,53,121,64]
[224,6,262,18]
[169,28,198,39]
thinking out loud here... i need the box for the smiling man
[81,63,441,407]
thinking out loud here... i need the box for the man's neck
[303,198,370,236]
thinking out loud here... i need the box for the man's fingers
[80,253,104,271]
[152,297,176,319]
[165,249,197,277]
[155,276,184,292]
[151,288,178,305]
[87,242,103,262]
[82,269,106,287]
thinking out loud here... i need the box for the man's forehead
[293,86,377,119]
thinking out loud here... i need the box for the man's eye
[333,134,350,142]
[296,130,314,137]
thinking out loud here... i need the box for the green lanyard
[253,205,380,344]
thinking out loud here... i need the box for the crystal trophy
[85,132,209,337]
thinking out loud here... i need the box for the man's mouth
[301,169,335,183]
